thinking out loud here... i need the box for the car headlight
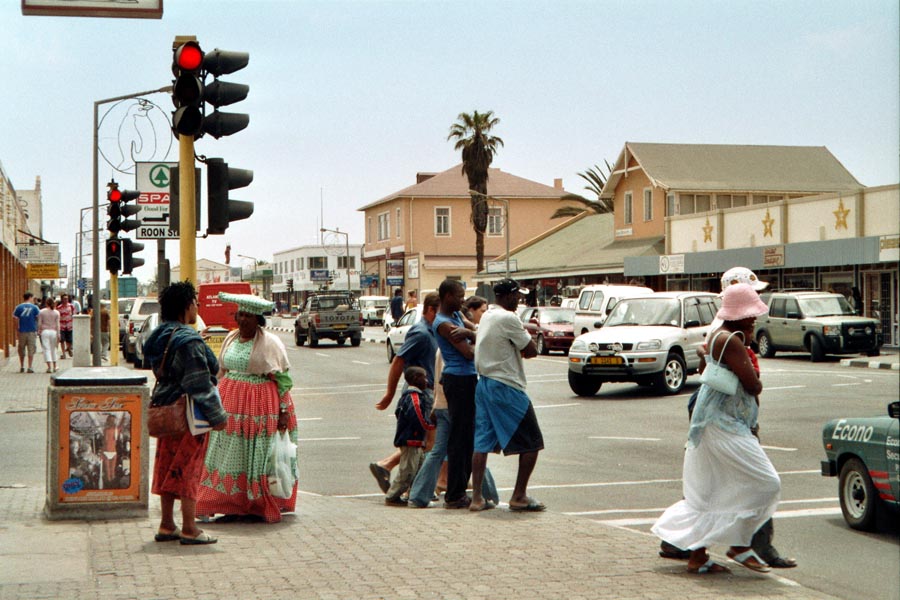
[865,326,873,335]
[571,340,588,352]
[823,325,840,336]
[636,340,662,350]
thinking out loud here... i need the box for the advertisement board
[56,392,142,503]
[386,259,404,286]
[135,161,178,240]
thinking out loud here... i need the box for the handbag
[699,330,743,395]
[147,331,189,438]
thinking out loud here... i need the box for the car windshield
[798,296,855,317]
[539,308,574,324]
[604,298,681,327]
[138,301,160,315]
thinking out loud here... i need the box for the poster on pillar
[57,393,142,503]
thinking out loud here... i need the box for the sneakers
[443,495,472,509]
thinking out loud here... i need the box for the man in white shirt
[470,279,545,512]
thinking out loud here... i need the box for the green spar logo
[150,164,170,189]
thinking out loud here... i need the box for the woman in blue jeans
[408,296,498,508]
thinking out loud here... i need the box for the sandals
[508,497,546,512]
[154,527,181,542]
[179,531,218,545]
[727,548,771,573]
[687,559,731,574]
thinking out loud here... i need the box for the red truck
[198,282,253,329]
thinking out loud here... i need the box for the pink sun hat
[716,283,769,321]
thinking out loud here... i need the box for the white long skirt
[651,423,781,550]
[40,330,58,363]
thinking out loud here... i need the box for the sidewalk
[0,350,842,600]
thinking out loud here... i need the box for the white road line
[765,385,806,391]
[297,436,361,442]
[831,382,863,387]
[297,417,322,422]
[565,497,838,517]
[294,390,380,397]
[588,436,662,442]
[293,383,383,391]
[351,360,370,365]
[591,507,842,527]
[534,402,580,409]
[760,445,798,452]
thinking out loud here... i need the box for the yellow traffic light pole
[178,133,196,285]
[109,272,119,365]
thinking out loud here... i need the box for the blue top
[390,295,404,320]
[433,311,476,376]
[687,361,758,448]
[397,317,437,389]
[13,302,39,333]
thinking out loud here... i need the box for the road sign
[135,161,179,239]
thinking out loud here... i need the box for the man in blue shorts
[12,292,40,373]
[470,279,545,512]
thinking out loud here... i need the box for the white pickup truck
[294,293,363,347]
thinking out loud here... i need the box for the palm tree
[447,110,504,273]
[551,161,615,218]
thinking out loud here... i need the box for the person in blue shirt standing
[12,292,40,373]
[389,288,404,326]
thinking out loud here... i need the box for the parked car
[133,313,209,368]
[567,292,720,396]
[520,306,575,355]
[572,284,654,336]
[821,402,899,531]
[123,296,160,363]
[754,291,882,362]
[359,295,390,326]
[386,306,421,363]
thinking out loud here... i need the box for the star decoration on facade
[762,209,775,238]
[702,217,713,243]
[833,198,850,230]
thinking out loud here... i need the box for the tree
[551,161,614,219]
[447,110,504,273]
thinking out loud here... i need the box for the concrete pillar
[72,315,91,368]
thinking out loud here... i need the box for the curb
[840,358,900,370]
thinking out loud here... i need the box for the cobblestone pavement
[0,346,866,600]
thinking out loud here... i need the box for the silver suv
[754,291,882,362]
[567,292,719,396]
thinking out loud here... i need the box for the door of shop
[864,271,897,346]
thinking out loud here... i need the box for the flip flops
[508,497,546,512]
[369,463,390,494]
[154,528,181,542]
[179,531,218,545]
[469,500,496,512]
[687,559,731,574]
[727,548,771,573]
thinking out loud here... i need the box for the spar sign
[135,162,178,239]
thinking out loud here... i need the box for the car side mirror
[592,320,603,329]
[786,311,800,319]
[889,402,900,419]
[684,319,701,328]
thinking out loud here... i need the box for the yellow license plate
[333,324,347,330]
[590,356,623,365]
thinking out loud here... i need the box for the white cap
[720,266,769,292]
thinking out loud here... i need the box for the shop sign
[659,255,685,274]
[27,263,61,279]
[763,246,785,267]
[879,235,899,262]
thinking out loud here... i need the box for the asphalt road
[284,327,899,600]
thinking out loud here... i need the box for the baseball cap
[493,278,529,296]
[720,266,769,292]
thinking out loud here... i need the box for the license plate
[590,356,623,365]
[333,324,347,330]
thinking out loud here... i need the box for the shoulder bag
[699,330,744,395]
[147,331,189,438]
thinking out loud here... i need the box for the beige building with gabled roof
[358,164,572,295]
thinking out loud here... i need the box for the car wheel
[536,335,548,355]
[386,340,396,363]
[351,335,362,347]
[839,458,878,531]
[654,353,686,394]
[866,348,881,357]
[808,335,824,362]
[568,370,602,397]
[757,332,776,358]
[294,330,303,347]
[309,328,319,348]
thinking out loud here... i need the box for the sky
[1,0,898,287]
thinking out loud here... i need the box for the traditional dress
[197,326,298,523]
[652,367,781,549]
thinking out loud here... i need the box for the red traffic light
[175,42,204,71]
[109,189,122,202]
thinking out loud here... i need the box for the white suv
[572,284,654,335]
[567,292,720,396]
[122,296,160,362]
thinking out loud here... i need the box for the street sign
[27,263,60,279]
[135,161,179,239]
[18,243,60,263]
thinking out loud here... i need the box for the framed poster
[386,259,404,286]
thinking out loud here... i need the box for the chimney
[553,178,563,190]
[417,172,436,184]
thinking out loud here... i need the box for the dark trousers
[444,373,477,502]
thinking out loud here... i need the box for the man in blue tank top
[433,279,478,508]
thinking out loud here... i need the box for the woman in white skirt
[652,283,780,575]
[37,297,61,373]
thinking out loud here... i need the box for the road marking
[590,506,842,527]
[760,445,797,452]
[831,382,862,387]
[534,402,580,409]
[588,436,661,442]
[297,417,322,422]
[315,353,329,358]
[565,497,839,516]
[294,383,384,391]
[351,360,370,365]
[765,385,806,391]
[297,436,361,442]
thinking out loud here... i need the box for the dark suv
[754,291,882,362]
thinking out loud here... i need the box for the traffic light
[168,165,202,233]
[106,237,121,273]
[170,40,250,139]
[206,158,253,234]
[287,279,294,293]
[106,181,141,234]
[122,238,144,274]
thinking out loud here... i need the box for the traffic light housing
[170,40,250,139]
[106,181,141,234]
[287,279,294,293]
[106,237,121,273]
[122,238,144,274]
[207,158,253,235]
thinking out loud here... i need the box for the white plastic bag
[266,430,297,499]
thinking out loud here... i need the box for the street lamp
[320,227,351,292]
[469,190,510,279]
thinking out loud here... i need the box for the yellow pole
[178,134,196,285]
[109,272,119,366]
